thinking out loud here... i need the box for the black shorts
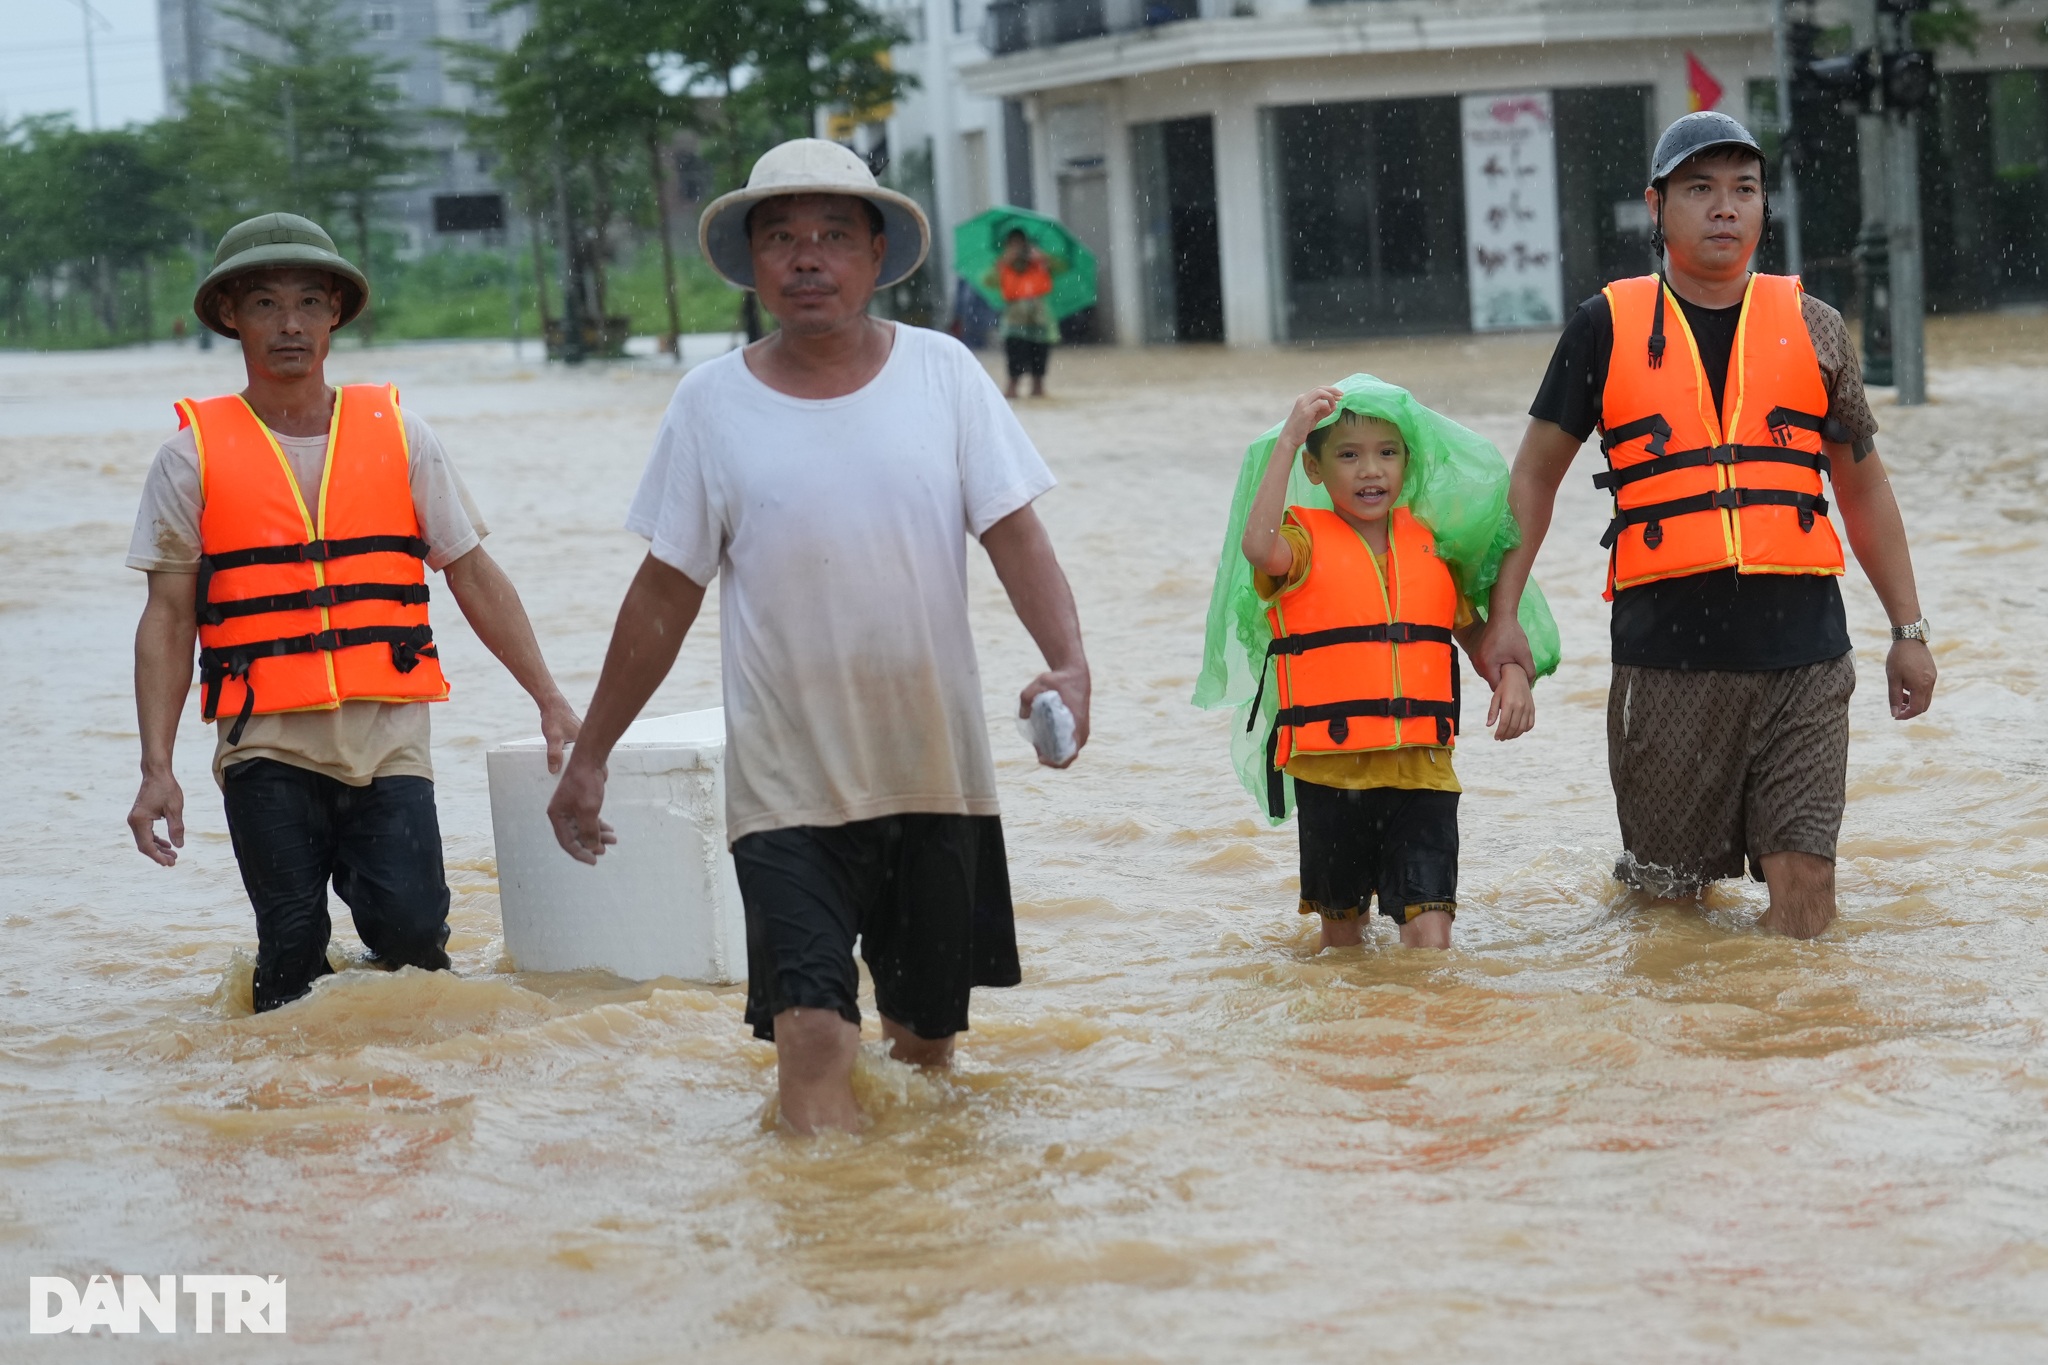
[1005,336,1050,378]
[732,814,1021,1042]
[1294,781,1459,924]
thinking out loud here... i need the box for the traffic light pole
[1882,8,1928,405]
[1852,0,1893,388]
[1772,0,1805,278]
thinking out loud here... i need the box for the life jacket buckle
[1327,716,1349,744]
[1712,488,1743,511]
[1799,506,1816,532]
[1384,622,1414,645]
[1712,444,1737,466]
[1643,519,1664,550]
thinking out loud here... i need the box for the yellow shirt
[1254,522,1472,794]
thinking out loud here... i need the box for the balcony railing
[983,0,1204,57]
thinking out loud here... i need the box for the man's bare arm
[442,545,582,772]
[127,571,198,866]
[545,554,707,861]
[981,503,1090,765]
[1828,440,1936,719]
[1473,418,1583,685]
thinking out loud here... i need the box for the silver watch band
[1890,617,1931,643]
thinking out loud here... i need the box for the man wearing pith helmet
[125,212,583,1012]
[1474,111,1937,938]
[546,139,1092,1134]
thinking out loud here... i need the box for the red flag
[1686,52,1725,112]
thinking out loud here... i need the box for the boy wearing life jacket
[1235,384,1540,949]
[125,214,582,1012]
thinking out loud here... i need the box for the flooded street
[3,322,2046,1361]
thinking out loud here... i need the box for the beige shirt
[126,404,487,787]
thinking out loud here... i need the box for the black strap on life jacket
[195,534,436,742]
[1647,280,1667,369]
[1592,443,1828,493]
[1260,696,1461,819]
[199,624,438,746]
[197,581,431,627]
[1246,623,1460,819]
[1600,413,1672,459]
[1244,622,1456,731]
[1600,488,1831,551]
[1765,405,1826,445]
[196,534,431,622]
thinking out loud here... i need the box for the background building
[158,0,528,251]
[878,0,2048,346]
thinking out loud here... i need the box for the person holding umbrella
[987,228,1065,398]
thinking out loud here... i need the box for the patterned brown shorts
[1606,653,1855,896]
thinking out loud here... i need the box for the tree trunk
[140,257,154,343]
[647,127,682,359]
[550,123,587,363]
[527,200,554,336]
[589,160,614,338]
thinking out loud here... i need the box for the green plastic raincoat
[1193,373,1562,821]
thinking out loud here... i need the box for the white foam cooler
[486,708,746,983]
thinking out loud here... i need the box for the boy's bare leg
[1319,914,1365,949]
[881,1016,956,1067]
[773,1007,864,1135]
[1031,375,1046,398]
[1756,851,1836,939]
[1400,910,1453,949]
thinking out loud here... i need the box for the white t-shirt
[625,324,1055,841]
[126,407,486,786]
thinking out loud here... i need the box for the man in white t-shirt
[547,140,1091,1134]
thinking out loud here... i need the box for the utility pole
[73,0,110,130]
[1772,0,1805,278]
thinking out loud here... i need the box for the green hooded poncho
[1192,373,1562,822]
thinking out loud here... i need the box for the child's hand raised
[1486,662,1535,741]
[1278,386,1345,455]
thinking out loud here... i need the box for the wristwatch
[1890,617,1931,643]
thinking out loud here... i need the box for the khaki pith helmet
[697,138,931,291]
[194,213,370,338]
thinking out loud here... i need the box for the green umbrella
[954,207,1098,320]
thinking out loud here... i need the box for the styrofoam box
[486,708,745,983]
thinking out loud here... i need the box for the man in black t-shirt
[1473,112,1936,939]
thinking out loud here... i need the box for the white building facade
[879,0,2048,346]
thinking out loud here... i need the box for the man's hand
[1471,613,1536,691]
[1486,663,1536,741]
[1020,664,1090,768]
[539,695,583,775]
[127,771,186,867]
[1887,638,1936,720]
[546,755,618,865]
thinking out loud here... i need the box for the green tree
[0,117,182,345]
[195,0,422,338]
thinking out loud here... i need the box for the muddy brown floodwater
[2,320,2046,1361]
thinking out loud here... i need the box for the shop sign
[1461,91,1564,331]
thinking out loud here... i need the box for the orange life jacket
[181,384,448,744]
[1249,505,1460,818]
[998,258,1052,302]
[1596,272,1843,595]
